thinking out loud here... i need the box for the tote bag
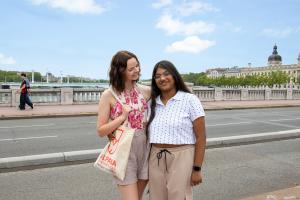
[94,88,135,181]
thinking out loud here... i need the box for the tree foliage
[182,71,292,87]
[0,70,108,83]
[0,70,42,82]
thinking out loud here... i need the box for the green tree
[196,73,212,86]
[27,72,42,82]
[182,73,203,84]
[297,76,300,85]
[267,71,290,87]
[0,70,21,82]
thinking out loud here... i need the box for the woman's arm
[191,116,206,186]
[97,90,131,137]
[137,84,151,101]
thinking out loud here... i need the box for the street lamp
[46,68,49,83]
[60,71,63,84]
[32,70,35,83]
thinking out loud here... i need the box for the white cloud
[165,36,216,53]
[261,27,300,38]
[152,0,172,9]
[176,1,219,16]
[31,0,105,14]
[0,53,17,65]
[156,14,215,36]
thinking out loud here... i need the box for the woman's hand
[121,104,132,120]
[107,133,115,141]
[191,171,203,186]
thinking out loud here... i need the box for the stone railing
[193,89,215,101]
[0,90,11,105]
[0,88,105,107]
[248,90,265,100]
[1,87,300,106]
[73,88,103,104]
[292,90,300,99]
[192,88,300,101]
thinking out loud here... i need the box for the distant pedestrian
[18,73,33,110]
[147,60,206,200]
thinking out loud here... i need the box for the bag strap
[109,87,124,106]
[109,87,129,126]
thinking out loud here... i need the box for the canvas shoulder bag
[94,88,135,180]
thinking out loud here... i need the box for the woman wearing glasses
[147,60,206,200]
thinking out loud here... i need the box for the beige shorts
[149,145,195,200]
[114,129,149,185]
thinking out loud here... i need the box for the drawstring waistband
[156,149,172,172]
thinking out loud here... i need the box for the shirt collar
[156,91,184,105]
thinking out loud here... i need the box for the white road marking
[269,117,300,122]
[0,135,58,142]
[0,124,55,129]
[208,128,300,141]
[231,116,299,129]
[207,122,253,127]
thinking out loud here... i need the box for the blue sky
[0,0,299,79]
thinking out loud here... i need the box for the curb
[1,130,300,171]
[206,129,300,147]
[240,185,300,200]
[0,149,101,170]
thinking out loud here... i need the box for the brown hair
[109,50,140,92]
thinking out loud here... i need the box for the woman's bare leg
[118,183,139,200]
[137,179,148,200]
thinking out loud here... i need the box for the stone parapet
[1,87,300,106]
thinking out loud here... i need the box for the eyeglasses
[154,71,171,80]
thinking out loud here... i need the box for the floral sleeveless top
[110,85,148,130]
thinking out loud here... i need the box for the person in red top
[18,73,33,110]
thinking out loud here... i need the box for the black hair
[146,60,190,136]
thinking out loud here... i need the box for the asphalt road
[0,107,300,158]
[0,138,299,200]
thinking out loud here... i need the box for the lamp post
[46,72,49,83]
[32,70,35,83]
[60,71,63,84]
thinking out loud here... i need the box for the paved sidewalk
[0,104,98,119]
[241,185,300,200]
[1,100,300,119]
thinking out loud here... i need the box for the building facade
[207,45,300,85]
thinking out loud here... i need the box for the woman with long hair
[147,60,206,200]
[97,50,150,200]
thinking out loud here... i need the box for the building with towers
[207,44,300,85]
